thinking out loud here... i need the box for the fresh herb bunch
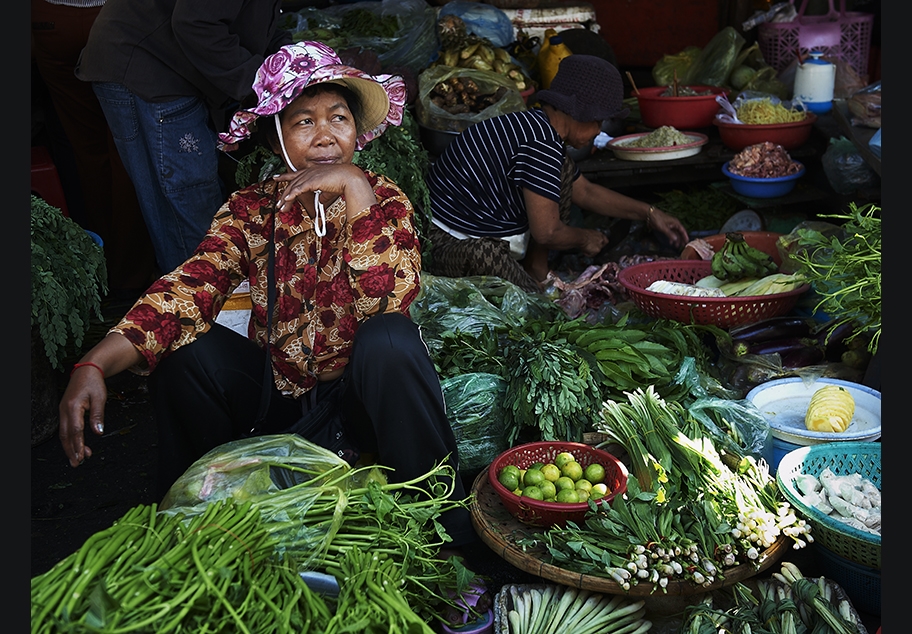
[502,322,603,445]
[787,202,881,354]
[30,195,107,370]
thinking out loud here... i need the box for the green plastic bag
[682,27,746,87]
[441,372,509,472]
[652,45,701,86]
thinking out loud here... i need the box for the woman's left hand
[649,207,690,249]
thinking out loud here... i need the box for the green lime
[555,488,580,504]
[501,464,521,480]
[574,478,593,493]
[561,460,584,482]
[522,486,544,501]
[576,488,591,502]
[554,452,576,469]
[590,482,610,500]
[498,470,520,492]
[538,480,557,500]
[554,476,576,492]
[540,463,561,482]
[529,461,546,472]
[584,463,606,484]
[523,467,545,488]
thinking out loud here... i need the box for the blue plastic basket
[815,545,881,616]
[776,442,880,569]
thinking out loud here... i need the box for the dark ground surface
[31,295,883,633]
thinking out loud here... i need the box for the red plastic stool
[31,145,69,217]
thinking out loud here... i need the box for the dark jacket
[75,0,292,110]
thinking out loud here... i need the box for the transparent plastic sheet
[440,372,509,472]
[821,136,879,194]
[687,397,774,465]
[409,273,560,346]
[415,65,526,132]
[775,220,844,274]
[289,0,438,75]
[159,434,387,566]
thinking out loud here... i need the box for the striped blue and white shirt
[427,108,578,239]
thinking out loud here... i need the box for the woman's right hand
[579,228,610,257]
[58,333,143,468]
[59,364,108,468]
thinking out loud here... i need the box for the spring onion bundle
[505,585,651,634]
[541,387,811,592]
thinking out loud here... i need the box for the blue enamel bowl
[722,161,804,198]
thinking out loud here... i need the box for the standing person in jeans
[31,0,157,296]
[74,0,293,274]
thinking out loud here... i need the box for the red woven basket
[618,260,809,329]
[488,441,628,528]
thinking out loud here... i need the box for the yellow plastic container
[538,33,572,90]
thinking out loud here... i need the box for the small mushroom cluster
[429,76,509,115]
[728,141,802,178]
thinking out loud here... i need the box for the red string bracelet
[71,362,105,379]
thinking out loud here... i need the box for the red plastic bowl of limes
[488,441,628,528]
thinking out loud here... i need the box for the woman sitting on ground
[58,41,476,549]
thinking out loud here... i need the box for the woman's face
[273,87,358,171]
[566,119,601,150]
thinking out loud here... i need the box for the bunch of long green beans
[30,499,332,633]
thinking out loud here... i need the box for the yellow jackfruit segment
[805,385,855,433]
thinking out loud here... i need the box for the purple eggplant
[815,319,857,362]
[747,337,820,357]
[729,316,813,344]
[781,345,826,368]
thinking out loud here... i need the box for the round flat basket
[775,442,881,569]
[607,132,708,161]
[618,260,809,328]
[470,471,790,597]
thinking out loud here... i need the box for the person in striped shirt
[426,54,688,292]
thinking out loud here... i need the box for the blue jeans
[92,82,226,273]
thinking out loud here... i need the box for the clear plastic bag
[651,45,701,86]
[294,0,439,75]
[415,65,526,132]
[821,136,879,194]
[687,397,774,466]
[159,434,388,566]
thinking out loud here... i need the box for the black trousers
[149,312,476,547]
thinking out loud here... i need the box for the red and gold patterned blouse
[111,170,421,398]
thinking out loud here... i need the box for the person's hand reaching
[648,206,689,249]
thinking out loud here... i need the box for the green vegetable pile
[652,186,740,233]
[785,202,881,354]
[411,274,737,446]
[31,436,479,633]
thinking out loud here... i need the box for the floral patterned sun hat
[218,41,406,152]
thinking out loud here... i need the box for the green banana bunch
[711,232,778,281]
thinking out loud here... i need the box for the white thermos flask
[793,51,836,114]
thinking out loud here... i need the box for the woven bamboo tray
[470,470,790,597]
